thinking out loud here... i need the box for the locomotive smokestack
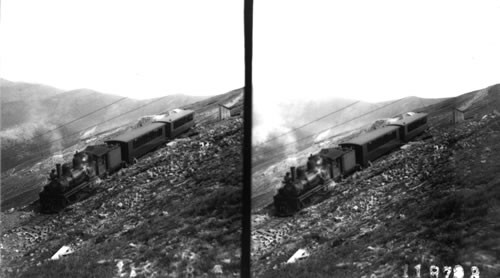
[290,167,296,181]
[56,164,61,178]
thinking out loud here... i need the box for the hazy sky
[254,0,500,103]
[2,1,499,102]
[253,0,500,143]
[0,0,244,99]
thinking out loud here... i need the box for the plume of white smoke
[0,123,42,144]
[0,97,65,159]
[51,152,65,165]
[0,121,61,147]
[253,99,299,165]
[254,125,298,160]
[48,128,64,155]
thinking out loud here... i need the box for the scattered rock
[211,264,223,274]
[50,246,74,260]
[286,249,310,264]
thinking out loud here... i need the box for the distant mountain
[0,78,64,103]
[0,79,216,173]
[1,79,65,128]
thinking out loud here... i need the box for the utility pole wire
[34,97,128,140]
[254,98,406,160]
[255,100,361,146]
[32,95,172,155]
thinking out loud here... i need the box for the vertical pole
[241,0,253,276]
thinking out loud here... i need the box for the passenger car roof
[105,122,165,143]
[340,125,399,146]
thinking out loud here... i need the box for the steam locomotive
[274,112,428,215]
[39,109,195,213]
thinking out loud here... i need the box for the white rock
[50,246,74,260]
[286,249,310,264]
[212,264,223,274]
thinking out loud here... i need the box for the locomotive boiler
[39,151,97,212]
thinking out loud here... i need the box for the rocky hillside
[1,116,243,278]
[251,89,500,277]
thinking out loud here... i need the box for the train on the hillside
[39,109,195,213]
[274,112,428,216]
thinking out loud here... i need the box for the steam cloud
[1,96,65,160]
[253,102,299,163]
[0,121,63,154]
